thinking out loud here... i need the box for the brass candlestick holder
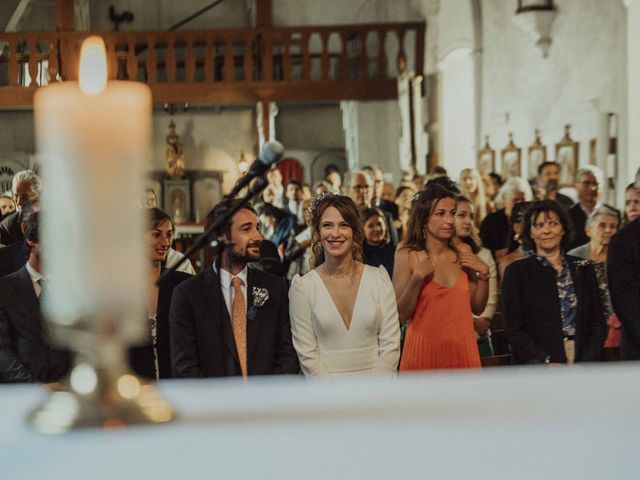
[28,312,174,434]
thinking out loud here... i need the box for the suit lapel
[15,267,47,341]
[203,267,239,369]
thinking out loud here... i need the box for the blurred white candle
[34,37,150,339]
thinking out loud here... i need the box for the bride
[289,193,400,378]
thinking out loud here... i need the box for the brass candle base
[28,363,175,434]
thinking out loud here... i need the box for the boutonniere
[575,259,590,268]
[248,287,269,321]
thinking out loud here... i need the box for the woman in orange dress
[393,184,490,370]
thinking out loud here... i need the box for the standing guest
[285,179,305,225]
[480,176,533,260]
[285,198,314,278]
[344,171,399,246]
[568,206,621,348]
[454,196,498,357]
[498,201,533,284]
[170,199,299,378]
[393,185,489,371]
[382,182,396,203]
[325,165,342,193]
[289,194,400,378]
[0,200,36,277]
[362,165,400,222]
[130,208,191,380]
[483,172,503,212]
[622,181,640,226]
[313,181,331,196]
[301,183,312,202]
[608,168,640,360]
[458,168,488,227]
[361,207,395,277]
[0,194,16,220]
[257,203,296,251]
[0,205,71,382]
[0,170,41,246]
[568,166,608,250]
[536,162,574,210]
[395,185,416,241]
[503,200,604,365]
[266,168,284,208]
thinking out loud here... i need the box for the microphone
[226,141,284,199]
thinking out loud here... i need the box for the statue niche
[166,119,185,180]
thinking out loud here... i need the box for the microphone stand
[158,176,269,284]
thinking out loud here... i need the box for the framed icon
[501,132,522,179]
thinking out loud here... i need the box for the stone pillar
[625,0,640,184]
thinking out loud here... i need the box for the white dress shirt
[25,262,43,297]
[214,264,248,318]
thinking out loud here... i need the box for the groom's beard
[226,240,262,267]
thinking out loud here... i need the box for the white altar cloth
[1,364,638,480]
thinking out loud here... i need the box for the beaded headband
[308,191,336,219]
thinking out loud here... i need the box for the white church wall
[479,0,627,197]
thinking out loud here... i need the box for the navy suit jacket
[170,265,299,377]
[608,219,640,360]
[0,240,29,277]
[0,266,71,382]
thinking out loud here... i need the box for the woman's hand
[474,317,491,336]
[460,252,489,277]
[412,255,435,281]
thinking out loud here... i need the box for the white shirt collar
[25,261,42,285]
[213,263,248,290]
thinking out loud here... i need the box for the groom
[170,199,299,377]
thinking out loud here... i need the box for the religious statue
[166,120,185,179]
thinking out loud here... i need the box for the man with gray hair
[343,170,398,246]
[567,166,617,249]
[0,170,42,246]
[608,167,640,360]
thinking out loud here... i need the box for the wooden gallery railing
[0,22,425,108]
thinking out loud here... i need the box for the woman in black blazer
[129,208,191,380]
[502,200,604,365]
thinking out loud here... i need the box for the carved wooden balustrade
[0,22,425,108]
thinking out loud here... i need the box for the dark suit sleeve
[0,302,35,382]
[385,212,399,247]
[580,264,605,362]
[502,263,548,363]
[273,278,300,374]
[169,286,204,378]
[608,229,640,341]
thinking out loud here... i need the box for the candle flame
[79,36,107,94]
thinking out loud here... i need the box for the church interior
[1,1,639,478]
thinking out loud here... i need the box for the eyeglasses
[351,185,371,192]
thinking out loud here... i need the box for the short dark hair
[256,202,286,224]
[22,203,39,244]
[425,176,461,195]
[520,200,573,252]
[204,199,257,237]
[286,179,303,189]
[395,185,415,198]
[488,172,503,187]
[148,208,174,233]
[537,161,559,176]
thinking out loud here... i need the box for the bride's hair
[310,193,364,267]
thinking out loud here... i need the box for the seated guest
[622,181,640,226]
[361,207,394,277]
[0,170,41,246]
[608,168,640,360]
[458,168,488,227]
[568,166,610,250]
[0,194,16,221]
[480,176,533,260]
[129,209,191,381]
[498,201,533,285]
[503,200,604,365]
[568,206,621,348]
[170,199,299,378]
[0,205,71,382]
[454,196,498,357]
[289,194,400,378]
[0,200,35,277]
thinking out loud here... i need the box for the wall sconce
[512,0,557,58]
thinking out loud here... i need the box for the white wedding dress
[289,265,400,378]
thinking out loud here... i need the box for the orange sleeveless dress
[399,271,481,371]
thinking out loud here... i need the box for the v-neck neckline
[312,266,365,332]
[431,270,463,290]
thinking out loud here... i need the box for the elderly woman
[622,182,640,226]
[480,176,533,260]
[568,205,621,348]
[502,200,604,365]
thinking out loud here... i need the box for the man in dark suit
[536,161,574,210]
[608,169,640,360]
[0,206,71,382]
[0,200,34,277]
[567,167,611,250]
[363,166,400,222]
[170,199,299,378]
[0,170,41,246]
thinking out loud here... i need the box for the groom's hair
[205,199,257,237]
